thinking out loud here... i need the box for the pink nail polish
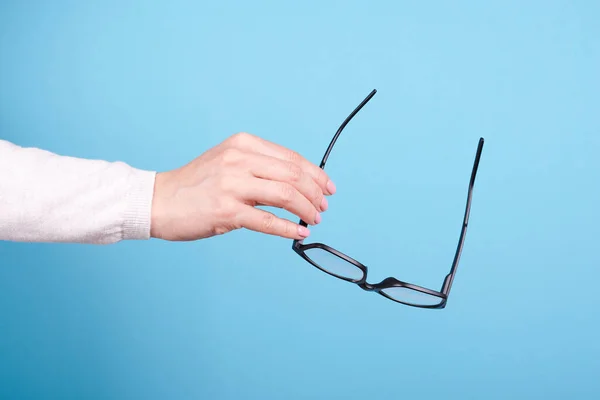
[327,180,337,194]
[321,197,328,211]
[314,212,321,224]
[298,226,310,237]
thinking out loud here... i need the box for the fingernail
[327,180,337,194]
[314,212,321,224]
[298,226,310,237]
[320,196,328,211]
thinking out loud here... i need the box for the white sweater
[0,139,156,244]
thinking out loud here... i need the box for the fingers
[227,132,336,196]
[243,177,321,225]
[245,153,328,213]
[238,207,310,239]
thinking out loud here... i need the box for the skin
[150,132,336,241]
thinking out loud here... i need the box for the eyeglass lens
[304,247,444,306]
[303,247,364,281]
[380,287,444,306]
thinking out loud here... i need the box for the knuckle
[214,197,237,219]
[213,225,229,236]
[278,183,295,205]
[221,148,242,164]
[216,176,238,196]
[229,132,253,147]
[261,213,277,232]
[313,186,323,205]
[282,221,292,237]
[317,169,329,186]
[287,149,301,163]
[287,162,303,182]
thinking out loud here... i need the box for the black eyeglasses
[292,89,484,309]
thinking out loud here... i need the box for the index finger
[229,133,336,195]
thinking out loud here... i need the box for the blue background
[1,1,599,398]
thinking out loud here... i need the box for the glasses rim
[292,89,484,309]
[294,242,448,309]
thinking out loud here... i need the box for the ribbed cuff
[122,169,157,241]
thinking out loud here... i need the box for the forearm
[0,139,155,244]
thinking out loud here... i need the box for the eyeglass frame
[292,89,484,309]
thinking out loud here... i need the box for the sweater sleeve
[0,139,156,244]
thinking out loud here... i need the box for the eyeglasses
[292,89,484,309]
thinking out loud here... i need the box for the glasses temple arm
[441,137,484,296]
[319,89,377,169]
[296,89,377,235]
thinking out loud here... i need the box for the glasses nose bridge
[356,278,376,292]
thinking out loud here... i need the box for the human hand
[150,133,336,241]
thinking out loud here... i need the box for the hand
[150,132,336,241]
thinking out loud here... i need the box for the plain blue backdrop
[1,1,599,398]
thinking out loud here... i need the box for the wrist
[150,171,170,239]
